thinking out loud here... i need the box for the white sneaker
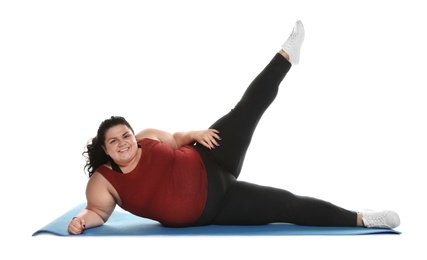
[282,20,305,65]
[361,210,400,229]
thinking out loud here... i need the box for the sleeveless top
[96,138,208,227]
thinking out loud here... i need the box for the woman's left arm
[136,128,220,149]
[173,129,221,149]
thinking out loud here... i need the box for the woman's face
[103,124,138,165]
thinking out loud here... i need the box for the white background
[1,0,426,259]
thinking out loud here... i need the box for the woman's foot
[281,20,305,65]
[359,210,400,229]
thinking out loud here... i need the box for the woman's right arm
[68,172,117,235]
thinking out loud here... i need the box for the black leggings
[194,53,357,227]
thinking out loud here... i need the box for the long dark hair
[83,116,134,177]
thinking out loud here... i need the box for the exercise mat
[32,203,401,236]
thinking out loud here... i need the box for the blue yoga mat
[32,203,401,236]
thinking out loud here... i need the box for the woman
[68,21,400,234]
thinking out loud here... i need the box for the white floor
[2,1,426,259]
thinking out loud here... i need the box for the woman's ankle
[279,49,290,61]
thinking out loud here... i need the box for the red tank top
[96,138,208,227]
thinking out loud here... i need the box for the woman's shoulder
[135,128,163,142]
[92,163,112,176]
[88,169,110,184]
[137,137,160,143]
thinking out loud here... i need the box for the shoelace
[283,33,297,50]
[365,219,392,229]
[363,211,393,228]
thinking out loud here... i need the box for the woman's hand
[193,129,221,149]
[68,217,86,235]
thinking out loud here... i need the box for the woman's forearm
[173,129,221,149]
[75,208,106,229]
[172,131,196,148]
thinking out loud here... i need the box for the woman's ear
[102,145,108,155]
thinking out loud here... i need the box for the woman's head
[83,116,135,177]
[96,116,134,147]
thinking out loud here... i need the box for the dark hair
[83,116,134,177]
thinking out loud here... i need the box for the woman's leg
[208,53,291,178]
[193,54,291,226]
[206,21,304,178]
[212,181,358,226]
